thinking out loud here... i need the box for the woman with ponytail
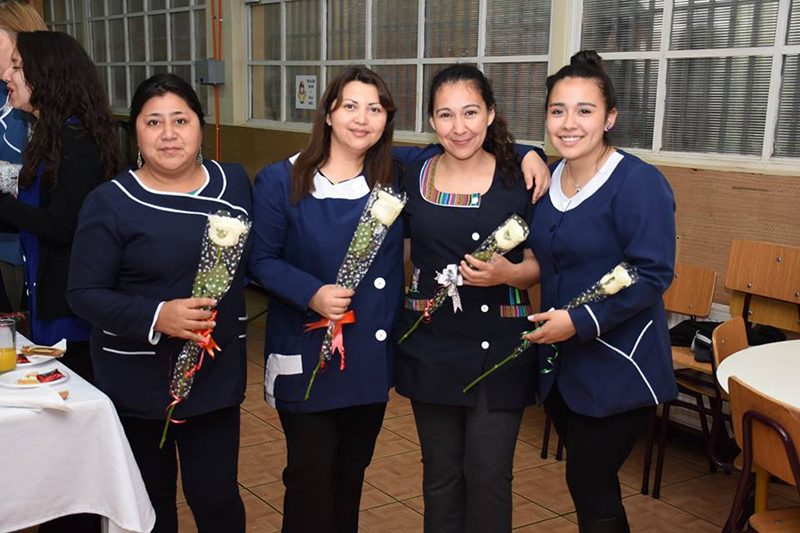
[524,50,677,532]
[395,64,542,532]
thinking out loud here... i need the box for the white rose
[371,190,404,227]
[208,214,248,247]
[494,218,527,251]
[600,264,634,295]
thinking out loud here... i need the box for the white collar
[289,152,370,200]
[550,151,624,212]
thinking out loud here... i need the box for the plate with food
[0,367,70,388]
[16,353,55,368]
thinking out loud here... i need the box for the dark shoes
[579,515,630,533]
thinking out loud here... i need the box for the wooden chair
[641,263,718,497]
[724,377,800,533]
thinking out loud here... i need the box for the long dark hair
[130,73,206,130]
[428,64,521,186]
[546,50,617,146]
[291,66,397,204]
[17,31,123,188]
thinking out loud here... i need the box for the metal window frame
[244,0,551,143]
[575,0,800,163]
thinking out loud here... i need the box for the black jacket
[0,124,105,320]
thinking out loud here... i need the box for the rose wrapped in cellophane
[462,262,639,393]
[303,183,407,400]
[398,214,529,344]
[159,210,250,447]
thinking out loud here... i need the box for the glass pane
[127,0,145,12]
[774,55,800,157]
[109,18,125,61]
[286,0,321,61]
[425,0,478,58]
[604,59,658,150]
[328,0,366,60]
[197,84,211,119]
[171,64,192,85]
[484,62,547,141]
[128,16,146,62]
[96,66,108,95]
[663,56,771,155]
[108,2,123,15]
[172,0,192,7]
[150,0,167,9]
[110,66,128,108]
[90,0,105,17]
[251,66,281,120]
[150,64,169,76]
[582,0,663,52]
[372,64,417,131]
[129,65,147,97]
[50,0,68,21]
[195,9,207,57]
[286,65,320,123]
[251,4,281,61]
[788,0,800,45]
[486,0,550,56]
[671,0,779,50]
[91,20,107,62]
[171,11,192,60]
[149,14,168,61]
[372,0,418,59]
[75,22,85,44]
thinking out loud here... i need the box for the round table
[716,339,800,406]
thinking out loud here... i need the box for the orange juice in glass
[0,318,16,373]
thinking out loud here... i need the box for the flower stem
[462,339,532,394]
[159,404,176,449]
[303,359,323,401]
[397,315,424,344]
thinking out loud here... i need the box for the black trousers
[278,402,386,533]
[120,406,245,533]
[546,386,653,524]
[411,386,524,533]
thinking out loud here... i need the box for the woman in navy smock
[68,74,249,533]
[525,51,677,533]
[395,65,543,533]
[0,31,123,382]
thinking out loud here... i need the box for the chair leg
[723,468,755,533]
[641,408,658,495]
[541,412,552,459]
[652,401,671,499]
[694,392,717,473]
[555,436,564,461]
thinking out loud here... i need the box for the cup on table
[0,318,16,373]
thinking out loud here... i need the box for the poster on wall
[295,75,317,110]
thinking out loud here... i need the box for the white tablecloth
[0,362,155,533]
[716,339,800,408]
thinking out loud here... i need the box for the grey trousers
[411,387,524,533]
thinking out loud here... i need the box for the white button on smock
[481,341,490,349]
[373,277,386,289]
[375,329,387,342]
[471,232,480,241]
[480,304,489,313]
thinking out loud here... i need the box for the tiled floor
[173,288,799,532]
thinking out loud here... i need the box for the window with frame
[247,0,552,142]
[581,0,800,160]
[43,0,209,115]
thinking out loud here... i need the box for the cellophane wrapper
[469,213,530,264]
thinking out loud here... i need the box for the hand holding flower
[309,285,355,321]
[459,253,514,287]
[155,297,217,342]
[524,309,576,344]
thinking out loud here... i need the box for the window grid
[580,0,800,161]
[246,0,551,143]
[44,0,209,116]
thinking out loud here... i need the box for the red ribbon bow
[304,310,357,371]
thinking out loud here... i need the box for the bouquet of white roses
[398,214,529,344]
[462,262,639,393]
[160,210,250,447]
[303,183,406,400]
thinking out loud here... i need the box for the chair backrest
[725,240,800,333]
[729,376,800,489]
[711,316,749,370]
[663,263,717,317]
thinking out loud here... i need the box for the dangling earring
[136,150,143,168]
[196,151,203,165]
